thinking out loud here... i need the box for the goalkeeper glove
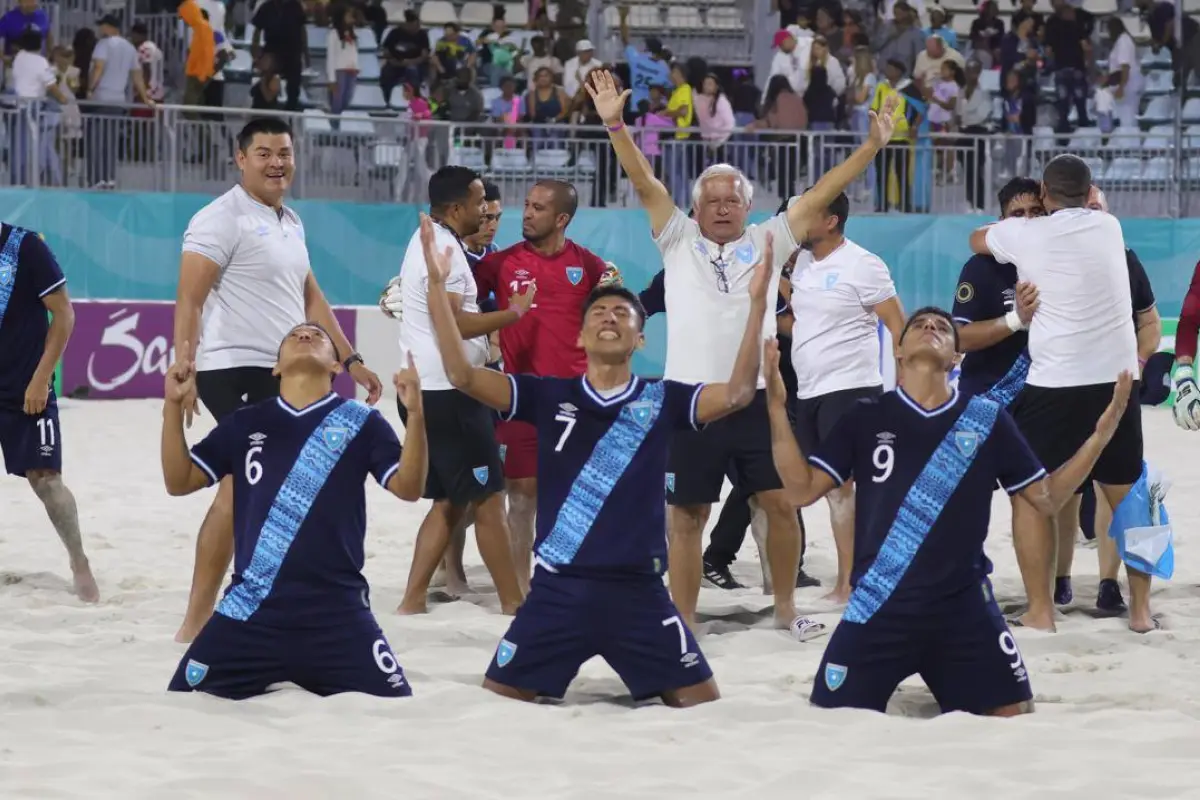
[379,276,403,320]
[1172,365,1200,431]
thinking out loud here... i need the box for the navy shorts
[0,400,62,477]
[810,581,1033,714]
[485,569,713,701]
[168,612,412,700]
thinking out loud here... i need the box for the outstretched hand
[395,353,422,413]
[165,341,200,426]
[867,93,899,147]
[419,212,454,285]
[749,232,774,305]
[764,338,788,406]
[585,69,631,127]
[1015,281,1039,326]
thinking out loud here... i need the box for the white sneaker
[788,615,828,642]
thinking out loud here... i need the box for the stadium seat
[1103,127,1142,154]
[481,86,503,112]
[979,69,1000,94]
[494,148,533,173]
[505,2,529,26]
[231,23,254,47]
[1032,126,1057,155]
[666,6,704,29]
[307,24,326,54]
[340,111,376,136]
[226,47,253,78]
[350,83,388,110]
[460,2,495,26]
[577,150,598,173]
[1068,127,1102,153]
[1185,0,1200,12]
[420,1,459,26]
[1142,124,1176,151]
[1184,97,1200,122]
[1186,158,1200,179]
[303,109,334,135]
[1084,0,1119,15]
[1186,124,1200,149]
[533,148,571,169]
[1143,156,1171,180]
[383,0,406,23]
[1144,70,1174,94]
[1139,95,1175,124]
[951,13,973,37]
[358,52,381,81]
[451,146,487,168]
[707,6,744,29]
[1105,157,1143,180]
[356,27,378,52]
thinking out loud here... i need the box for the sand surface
[1,399,1198,799]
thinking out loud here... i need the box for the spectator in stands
[71,28,95,101]
[433,22,476,82]
[251,0,309,111]
[563,39,600,100]
[815,7,846,59]
[525,65,569,129]
[380,10,429,107]
[775,0,801,28]
[550,0,588,62]
[747,74,806,200]
[405,82,432,127]
[804,35,845,178]
[179,0,215,110]
[924,5,957,50]
[491,75,521,120]
[478,15,522,87]
[0,0,51,57]
[928,60,963,180]
[326,5,360,115]
[88,14,154,189]
[618,11,670,109]
[52,45,82,184]
[840,10,868,64]
[956,59,993,211]
[199,0,233,107]
[970,1,1005,62]
[662,61,695,206]
[442,66,484,122]
[523,34,562,85]
[10,30,66,185]
[1012,0,1044,36]
[362,0,388,48]
[1001,67,1028,174]
[250,69,283,109]
[634,82,673,180]
[914,33,964,91]
[873,1,926,76]
[1000,13,1039,89]
[130,23,165,105]
[870,58,913,212]
[696,73,735,165]
[847,45,878,198]
[1137,0,1200,90]
[1044,0,1095,133]
[1106,16,1144,131]
[770,28,806,93]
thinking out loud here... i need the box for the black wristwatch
[342,352,364,370]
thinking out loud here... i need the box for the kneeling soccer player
[161,323,428,699]
[766,307,1131,715]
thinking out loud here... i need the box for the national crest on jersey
[502,373,703,574]
[565,266,583,285]
[0,264,12,287]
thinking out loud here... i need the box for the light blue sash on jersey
[843,394,1001,625]
[983,351,1030,408]
[0,227,28,330]
[218,399,374,621]
[537,381,665,569]
[1108,461,1175,580]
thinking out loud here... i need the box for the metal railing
[1,99,1197,216]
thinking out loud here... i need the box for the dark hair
[583,286,646,331]
[900,306,961,352]
[403,9,418,22]
[428,165,481,213]
[797,187,850,233]
[704,72,724,117]
[17,29,42,52]
[445,21,460,32]
[1042,154,1091,207]
[1106,15,1127,38]
[997,177,1040,215]
[886,58,907,75]
[482,180,502,203]
[236,117,293,150]
[762,74,794,114]
[534,179,579,220]
[276,321,338,361]
[946,60,966,87]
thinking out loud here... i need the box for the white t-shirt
[12,50,56,99]
[1109,32,1143,99]
[182,185,312,371]
[398,222,490,391]
[562,56,601,98]
[985,208,1138,388]
[655,209,796,386]
[137,41,165,102]
[790,238,896,399]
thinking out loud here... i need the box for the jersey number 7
[553,412,576,452]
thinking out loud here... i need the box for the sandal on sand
[789,616,828,642]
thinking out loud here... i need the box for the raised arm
[587,69,677,236]
[420,214,514,412]
[764,340,838,507]
[386,362,428,501]
[786,93,897,243]
[1018,373,1133,515]
[694,235,773,424]
[162,351,212,496]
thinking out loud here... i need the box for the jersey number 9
[871,444,894,483]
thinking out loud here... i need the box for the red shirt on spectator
[475,240,607,377]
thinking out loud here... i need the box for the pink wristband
[606,123,625,133]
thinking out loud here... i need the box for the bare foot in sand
[72,565,100,604]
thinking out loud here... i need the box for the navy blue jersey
[467,243,500,312]
[1127,248,1156,319]
[0,225,65,410]
[501,374,702,576]
[809,390,1045,619]
[189,394,402,626]
[951,254,1025,397]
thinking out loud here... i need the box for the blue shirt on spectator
[625,44,670,109]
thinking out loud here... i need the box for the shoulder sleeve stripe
[1003,467,1047,495]
[38,277,66,298]
[189,452,218,486]
[808,455,845,487]
[378,462,400,489]
[499,373,519,421]
[688,383,705,430]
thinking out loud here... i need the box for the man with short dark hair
[172,117,383,643]
[380,9,429,103]
[970,155,1150,633]
[250,0,308,110]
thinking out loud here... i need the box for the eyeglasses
[710,255,730,294]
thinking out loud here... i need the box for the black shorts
[399,388,503,505]
[1009,381,1143,488]
[196,367,281,422]
[793,385,883,455]
[667,389,782,506]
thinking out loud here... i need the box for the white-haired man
[586,69,897,637]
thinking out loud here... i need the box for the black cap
[645,36,663,55]
[131,21,148,35]
[96,13,121,28]
[403,8,417,21]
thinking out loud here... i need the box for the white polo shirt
[182,184,311,372]
[398,221,490,391]
[789,238,896,399]
[985,208,1138,388]
[655,209,796,386]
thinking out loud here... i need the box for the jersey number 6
[372,638,399,674]
[245,445,264,486]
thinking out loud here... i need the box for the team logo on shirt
[473,466,490,484]
[735,242,756,265]
[185,659,209,687]
[0,265,11,287]
[823,272,840,290]
[956,282,975,303]
[666,473,676,493]
[954,431,980,457]
[627,400,653,430]
[322,427,349,452]
[565,266,584,285]
[255,224,271,237]
[824,663,848,691]
[495,638,518,667]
